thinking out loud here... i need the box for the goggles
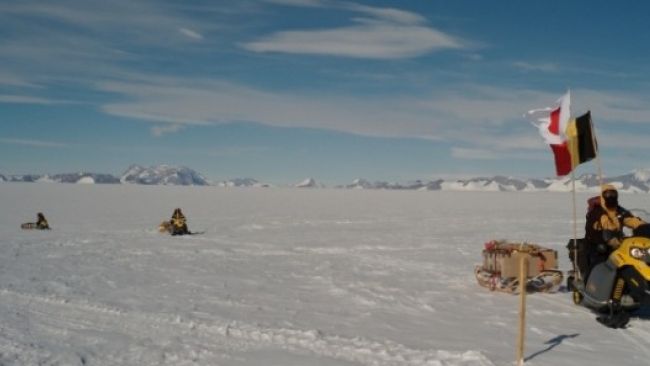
[603,190,618,199]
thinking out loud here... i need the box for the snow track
[0,288,492,366]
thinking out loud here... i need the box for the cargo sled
[158,220,172,233]
[475,240,563,293]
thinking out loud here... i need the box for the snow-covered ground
[2,183,650,366]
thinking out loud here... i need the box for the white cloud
[266,0,427,25]
[344,4,426,25]
[571,89,650,124]
[243,22,462,59]
[97,77,447,139]
[95,77,650,156]
[242,3,464,59]
[0,95,68,105]
[179,27,203,40]
[0,138,68,148]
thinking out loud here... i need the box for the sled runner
[475,240,563,293]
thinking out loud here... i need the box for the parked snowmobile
[567,224,650,328]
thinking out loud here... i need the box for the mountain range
[3,165,650,193]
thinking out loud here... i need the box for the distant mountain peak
[295,178,321,188]
[217,178,268,188]
[5,166,650,192]
[120,164,209,186]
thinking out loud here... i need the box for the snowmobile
[158,220,204,236]
[567,224,650,328]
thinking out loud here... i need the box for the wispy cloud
[95,76,650,158]
[263,0,326,7]
[94,77,554,149]
[344,3,427,24]
[513,61,559,73]
[178,27,203,40]
[0,73,42,88]
[0,138,69,148]
[98,77,446,138]
[0,0,219,88]
[151,124,186,137]
[451,147,502,160]
[0,95,71,105]
[242,2,465,59]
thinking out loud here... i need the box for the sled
[475,240,563,294]
[158,220,172,233]
[21,222,49,230]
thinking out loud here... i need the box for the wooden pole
[516,247,529,366]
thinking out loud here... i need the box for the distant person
[584,185,645,274]
[170,208,190,236]
[36,212,50,230]
[21,212,50,230]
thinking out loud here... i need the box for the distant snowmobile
[158,220,202,235]
[567,224,650,328]
[21,212,50,230]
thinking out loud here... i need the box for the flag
[566,111,598,169]
[525,91,572,176]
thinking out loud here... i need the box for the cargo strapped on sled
[475,240,563,293]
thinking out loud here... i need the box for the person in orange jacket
[36,212,50,230]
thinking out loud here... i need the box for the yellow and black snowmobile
[567,224,650,328]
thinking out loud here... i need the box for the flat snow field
[2,183,650,366]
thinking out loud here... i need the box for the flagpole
[567,89,580,281]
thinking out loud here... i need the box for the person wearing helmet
[584,184,645,274]
[36,212,50,230]
[170,208,190,236]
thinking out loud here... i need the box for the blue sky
[2,0,650,185]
